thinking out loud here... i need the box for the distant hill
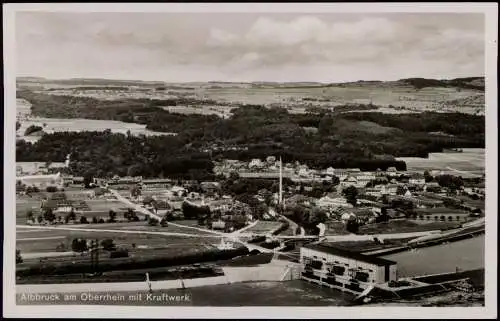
[397,77,485,91]
[16,77,165,87]
[16,76,485,91]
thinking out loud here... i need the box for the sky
[16,12,486,83]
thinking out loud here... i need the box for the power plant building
[300,244,397,294]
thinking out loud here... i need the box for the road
[16,224,222,239]
[228,220,260,237]
[17,236,66,241]
[321,230,438,242]
[21,251,75,260]
[109,189,227,237]
[109,189,276,253]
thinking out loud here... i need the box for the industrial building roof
[303,243,397,267]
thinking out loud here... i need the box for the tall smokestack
[279,157,283,206]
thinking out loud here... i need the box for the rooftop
[415,207,469,215]
[302,243,397,267]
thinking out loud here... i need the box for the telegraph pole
[95,238,99,274]
[90,238,99,275]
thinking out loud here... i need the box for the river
[160,280,354,306]
[381,235,485,277]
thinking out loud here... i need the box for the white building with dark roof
[17,172,64,189]
[300,244,397,295]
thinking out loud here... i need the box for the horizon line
[15,75,485,85]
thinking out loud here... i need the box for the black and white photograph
[3,3,498,319]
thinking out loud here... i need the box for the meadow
[16,197,41,224]
[16,227,220,254]
[398,148,485,173]
[68,221,216,236]
[357,219,462,235]
[245,221,283,234]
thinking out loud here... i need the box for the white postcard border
[3,2,498,319]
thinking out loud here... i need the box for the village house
[54,204,74,215]
[333,169,349,181]
[317,193,352,210]
[351,172,376,186]
[17,172,64,190]
[249,158,265,170]
[211,220,226,230]
[338,175,366,190]
[463,182,485,196]
[208,199,233,213]
[413,207,471,222]
[266,156,276,164]
[408,172,426,186]
[287,194,315,207]
[324,167,335,177]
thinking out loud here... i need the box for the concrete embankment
[222,261,300,283]
[17,276,230,293]
[364,226,485,257]
[17,260,300,294]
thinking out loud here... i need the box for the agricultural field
[18,78,485,118]
[16,227,220,254]
[84,199,129,212]
[358,219,462,235]
[352,120,402,135]
[324,220,351,236]
[63,190,96,201]
[17,117,176,140]
[397,148,485,173]
[68,221,216,236]
[16,197,41,224]
[16,99,175,140]
[245,221,283,235]
[198,83,484,114]
[326,237,418,253]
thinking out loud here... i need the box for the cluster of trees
[31,207,142,226]
[16,131,215,180]
[283,205,328,235]
[69,237,128,257]
[16,249,23,264]
[342,112,484,138]
[24,125,43,136]
[342,186,359,206]
[124,208,140,222]
[401,77,484,91]
[434,174,465,191]
[301,180,340,198]
[182,201,211,220]
[71,238,88,253]
[221,175,279,197]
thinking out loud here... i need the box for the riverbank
[363,225,484,257]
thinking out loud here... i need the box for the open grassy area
[246,221,283,234]
[325,221,350,236]
[69,221,216,235]
[85,199,129,212]
[327,237,418,253]
[358,219,461,235]
[16,228,220,254]
[398,149,485,172]
[353,120,402,135]
[16,197,42,224]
